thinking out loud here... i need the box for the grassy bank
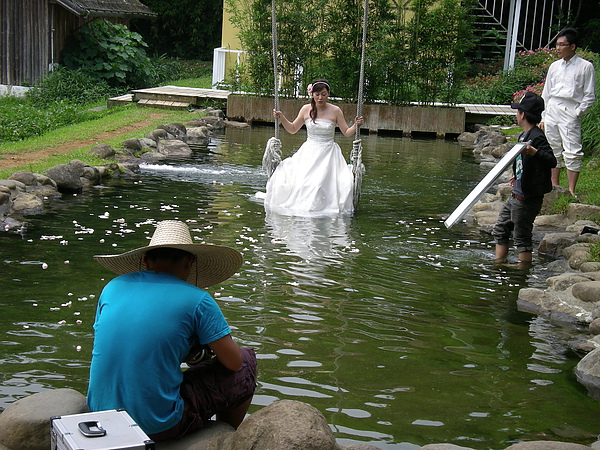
[0,104,213,179]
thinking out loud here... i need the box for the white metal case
[50,409,155,450]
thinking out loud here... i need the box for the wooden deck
[108,86,231,109]
[108,86,514,133]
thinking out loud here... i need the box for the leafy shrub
[579,51,600,158]
[0,98,81,143]
[459,48,557,105]
[146,58,212,86]
[62,20,153,88]
[147,56,184,86]
[26,67,117,106]
[131,0,222,60]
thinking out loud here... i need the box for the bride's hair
[309,79,330,122]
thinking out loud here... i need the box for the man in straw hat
[87,220,257,441]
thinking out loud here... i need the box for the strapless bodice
[305,119,336,143]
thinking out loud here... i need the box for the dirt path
[0,113,168,171]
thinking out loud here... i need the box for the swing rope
[351,0,368,209]
[262,0,282,178]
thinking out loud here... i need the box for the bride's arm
[273,105,310,135]
[334,106,363,137]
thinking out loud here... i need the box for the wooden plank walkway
[131,86,230,101]
[458,103,513,116]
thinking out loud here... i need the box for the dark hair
[557,28,579,48]
[518,108,541,126]
[145,247,194,264]
[309,79,330,122]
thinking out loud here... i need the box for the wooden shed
[0,0,156,87]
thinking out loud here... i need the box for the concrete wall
[226,95,465,137]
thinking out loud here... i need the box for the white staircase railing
[212,48,247,89]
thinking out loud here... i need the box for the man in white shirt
[541,28,596,197]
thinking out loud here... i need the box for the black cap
[511,91,544,123]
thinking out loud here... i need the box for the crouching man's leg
[150,347,258,441]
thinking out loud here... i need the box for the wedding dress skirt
[264,119,354,215]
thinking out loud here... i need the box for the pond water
[1,125,599,449]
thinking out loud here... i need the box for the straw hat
[94,220,243,288]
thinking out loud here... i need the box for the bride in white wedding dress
[264,79,363,216]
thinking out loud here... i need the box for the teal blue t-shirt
[87,271,231,434]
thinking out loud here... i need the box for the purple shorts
[149,347,257,441]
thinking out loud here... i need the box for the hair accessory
[307,81,330,96]
[94,220,243,288]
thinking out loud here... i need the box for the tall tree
[131,0,223,60]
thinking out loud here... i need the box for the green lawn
[0,104,215,179]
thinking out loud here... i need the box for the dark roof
[53,0,157,18]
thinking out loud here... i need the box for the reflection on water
[266,212,356,264]
[1,126,599,449]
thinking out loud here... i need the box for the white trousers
[544,98,583,172]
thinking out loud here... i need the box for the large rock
[572,281,600,303]
[562,244,592,270]
[226,400,337,450]
[121,138,142,152]
[472,200,503,213]
[141,151,168,162]
[421,445,476,449]
[158,123,187,138]
[223,120,250,129]
[517,287,594,324]
[11,193,44,215]
[0,389,88,450]
[81,165,101,183]
[581,262,600,272]
[158,421,234,450]
[0,180,26,195]
[566,219,600,235]
[26,176,59,197]
[185,127,210,146]
[158,140,193,158]
[0,192,10,213]
[187,127,208,139]
[43,162,83,192]
[533,214,569,229]
[89,144,116,159]
[505,442,592,449]
[8,171,37,186]
[201,116,225,130]
[546,272,595,291]
[139,138,157,149]
[491,142,512,158]
[538,232,579,259]
[457,131,477,148]
[146,128,170,142]
[204,108,224,118]
[590,318,600,335]
[473,128,507,154]
[566,203,600,224]
[575,347,600,402]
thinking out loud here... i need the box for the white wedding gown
[264,119,354,215]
